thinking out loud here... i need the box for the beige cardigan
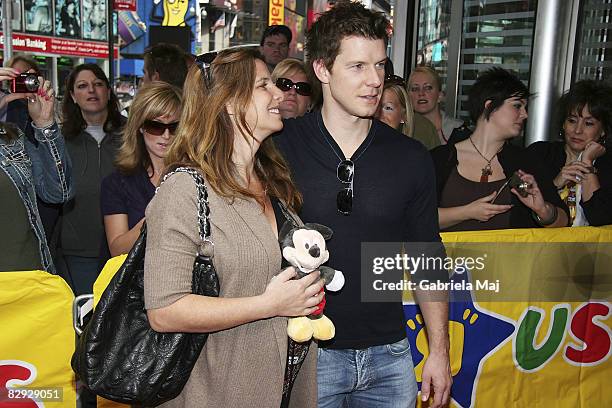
[144,172,317,407]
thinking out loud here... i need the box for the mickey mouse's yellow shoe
[288,316,314,342]
[311,314,335,341]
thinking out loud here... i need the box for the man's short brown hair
[143,43,188,89]
[305,0,389,72]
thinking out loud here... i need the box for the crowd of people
[1,0,611,407]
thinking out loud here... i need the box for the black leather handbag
[72,167,220,407]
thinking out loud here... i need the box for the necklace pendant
[480,165,492,183]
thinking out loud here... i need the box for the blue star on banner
[404,271,515,408]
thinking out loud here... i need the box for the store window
[415,0,452,91]
[573,0,612,81]
[0,0,24,31]
[414,0,537,122]
[24,0,53,35]
[457,0,537,123]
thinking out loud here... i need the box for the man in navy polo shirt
[273,2,451,407]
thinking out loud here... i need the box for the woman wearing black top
[431,68,568,232]
[528,80,612,226]
[101,82,182,257]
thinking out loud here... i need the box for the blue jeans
[60,255,100,296]
[317,337,418,408]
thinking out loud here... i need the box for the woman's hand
[262,267,325,318]
[438,191,512,229]
[511,170,546,210]
[0,67,21,84]
[582,141,606,164]
[465,191,513,222]
[27,77,56,128]
[0,68,29,109]
[513,170,568,227]
[553,161,592,188]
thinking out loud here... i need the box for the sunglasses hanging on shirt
[336,159,355,215]
[142,120,179,136]
[275,77,312,96]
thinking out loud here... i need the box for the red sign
[113,0,137,11]
[0,32,118,59]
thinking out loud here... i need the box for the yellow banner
[406,226,612,407]
[0,271,77,408]
[269,0,285,26]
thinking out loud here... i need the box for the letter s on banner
[0,361,41,408]
[564,302,612,365]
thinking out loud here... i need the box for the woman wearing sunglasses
[271,59,314,119]
[59,63,124,296]
[143,48,321,407]
[527,80,612,226]
[101,82,181,258]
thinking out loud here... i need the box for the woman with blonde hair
[408,66,468,144]
[101,81,182,257]
[144,48,322,407]
[376,76,439,150]
[271,58,316,118]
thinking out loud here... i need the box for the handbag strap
[276,199,304,229]
[158,167,212,255]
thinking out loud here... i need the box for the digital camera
[12,73,40,93]
[509,173,531,197]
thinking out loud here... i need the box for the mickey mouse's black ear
[305,223,333,240]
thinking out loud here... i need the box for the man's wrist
[427,335,450,355]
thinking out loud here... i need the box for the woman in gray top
[144,48,322,407]
[59,63,124,295]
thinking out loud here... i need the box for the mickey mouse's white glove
[326,270,345,292]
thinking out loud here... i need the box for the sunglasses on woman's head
[195,51,218,88]
[275,78,312,96]
[142,120,179,136]
[385,74,406,87]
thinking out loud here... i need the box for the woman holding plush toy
[143,48,323,407]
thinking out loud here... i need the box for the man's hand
[421,350,452,408]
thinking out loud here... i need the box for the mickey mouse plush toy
[279,223,345,343]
